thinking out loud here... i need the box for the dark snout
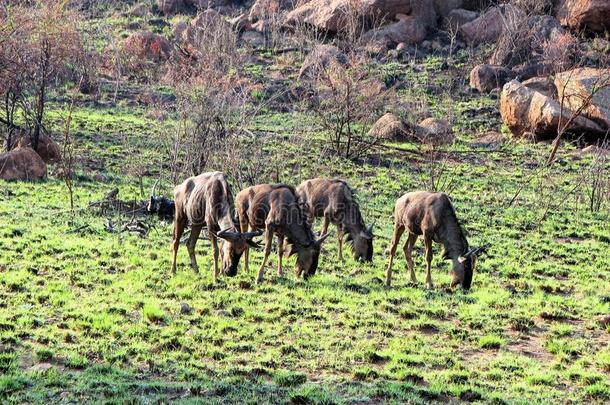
[354,250,373,263]
[223,252,242,277]
[461,266,473,290]
[223,264,238,277]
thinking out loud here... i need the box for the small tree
[0,1,84,152]
[309,53,391,160]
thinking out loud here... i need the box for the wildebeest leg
[385,224,405,287]
[277,234,284,277]
[337,227,344,261]
[240,218,250,272]
[171,217,187,274]
[256,227,274,285]
[404,233,418,283]
[186,225,203,274]
[424,233,434,289]
[321,214,330,237]
[209,229,220,281]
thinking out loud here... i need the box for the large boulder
[434,0,463,18]
[249,0,299,21]
[490,15,565,68]
[368,113,410,141]
[554,68,610,132]
[298,44,347,80]
[416,118,454,145]
[157,0,187,14]
[460,4,524,46]
[362,0,437,47]
[522,76,557,98]
[500,79,604,140]
[122,31,172,61]
[0,147,47,181]
[469,64,512,93]
[179,10,235,52]
[471,131,506,149]
[285,0,429,33]
[446,8,478,31]
[10,132,62,164]
[556,0,610,33]
[363,14,428,45]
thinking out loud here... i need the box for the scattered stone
[500,79,603,140]
[522,76,557,98]
[180,303,192,314]
[554,67,610,132]
[93,173,108,183]
[29,363,53,373]
[285,0,427,33]
[249,0,296,22]
[469,64,512,93]
[122,31,172,61]
[363,14,428,46]
[581,145,610,156]
[228,13,251,32]
[157,0,187,15]
[471,131,506,149]
[298,44,347,80]
[368,113,411,141]
[556,0,610,33]
[597,314,610,328]
[0,147,47,181]
[460,5,524,46]
[9,131,61,164]
[129,3,150,17]
[416,118,454,145]
[490,15,565,69]
[446,8,478,31]
[241,30,265,48]
[434,0,463,18]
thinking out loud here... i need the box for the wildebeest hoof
[426,282,434,290]
[255,277,264,285]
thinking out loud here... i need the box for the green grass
[1,32,609,404]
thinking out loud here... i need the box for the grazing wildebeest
[296,178,374,262]
[385,191,486,289]
[236,184,329,284]
[171,171,261,280]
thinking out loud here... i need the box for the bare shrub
[584,145,610,213]
[511,0,556,15]
[308,53,393,160]
[0,0,85,152]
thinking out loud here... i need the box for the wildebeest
[385,191,486,289]
[296,178,374,262]
[147,181,175,221]
[171,171,261,280]
[236,184,329,284]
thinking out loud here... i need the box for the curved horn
[316,232,331,246]
[367,219,376,234]
[242,229,263,239]
[217,228,241,240]
[151,177,160,196]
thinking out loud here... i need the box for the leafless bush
[422,149,459,194]
[308,53,393,160]
[511,0,556,15]
[576,143,610,213]
[0,0,85,152]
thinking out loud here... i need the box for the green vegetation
[1,101,609,402]
[1,3,609,404]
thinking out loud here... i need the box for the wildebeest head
[217,228,262,276]
[451,245,488,290]
[289,233,330,279]
[348,222,374,262]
